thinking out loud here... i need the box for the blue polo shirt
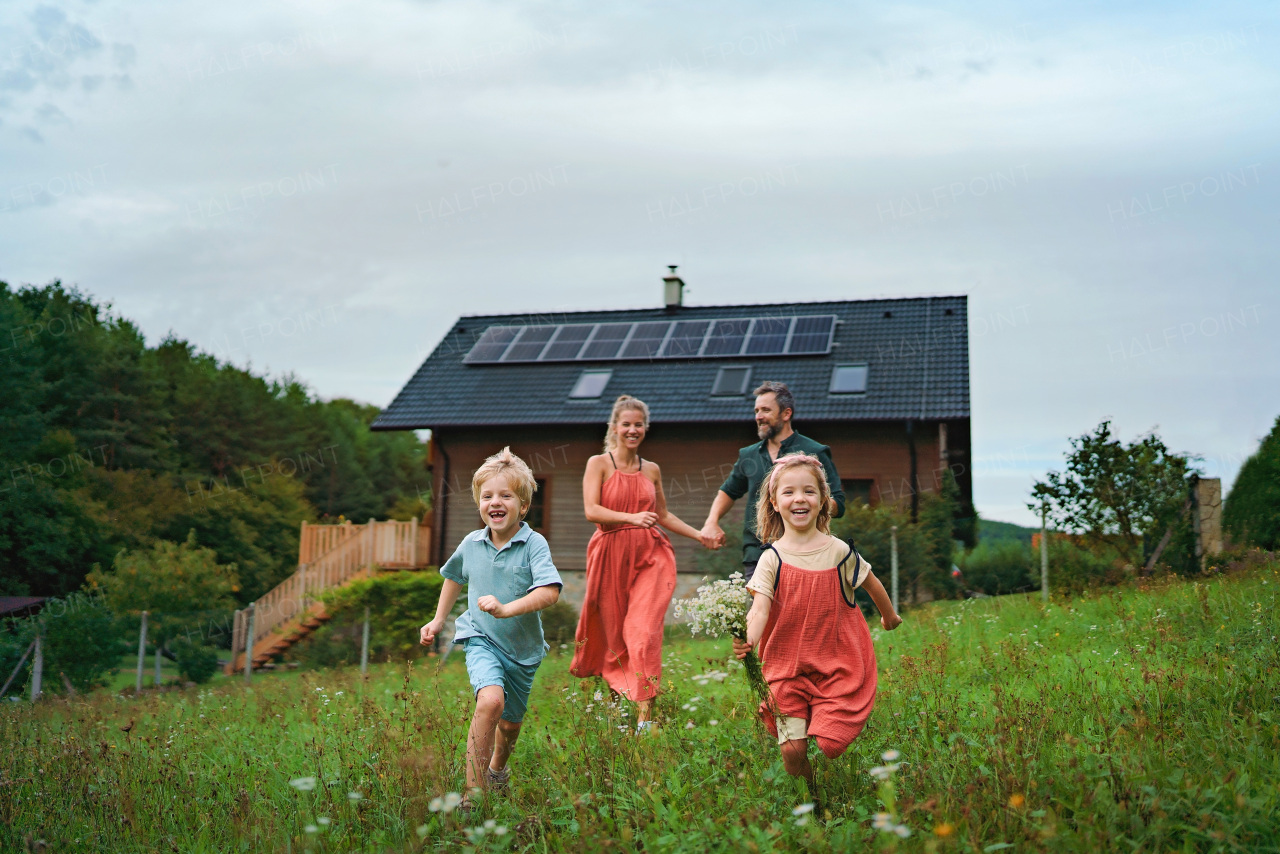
[440,522,562,665]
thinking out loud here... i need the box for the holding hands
[698,521,726,551]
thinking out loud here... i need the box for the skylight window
[712,366,751,397]
[830,364,868,394]
[569,369,613,399]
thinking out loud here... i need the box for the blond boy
[420,448,562,808]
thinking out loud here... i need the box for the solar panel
[579,323,632,360]
[501,325,557,361]
[620,321,672,359]
[662,319,711,357]
[703,319,750,356]
[464,314,837,363]
[541,324,593,360]
[464,326,520,362]
[745,317,791,355]
[788,315,835,354]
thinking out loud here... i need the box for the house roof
[0,597,47,617]
[372,295,969,429]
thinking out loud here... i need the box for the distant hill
[977,518,1037,546]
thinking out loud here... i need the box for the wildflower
[429,797,444,813]
[685,721,695,729]
[416,824,429,839]
[443,792,463,812]
[881,749,901,762]
[317,817,330,826]
[348,791,362,801]
[304,825,318,834]
[484,820,496,829]
[793,803,815,816]
[494,825,508,835]
[289,777,318,792]
[1008,793,1026,808]
[934,822,955,837]
[873,812,894,830]
[894,824,911,838]
[709,719,719,726]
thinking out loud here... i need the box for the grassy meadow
[4,559,1279,853]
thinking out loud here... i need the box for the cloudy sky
[2,1,1276,526]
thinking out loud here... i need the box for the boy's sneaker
[486,766,510,793]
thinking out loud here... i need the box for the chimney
[662,265,684,310]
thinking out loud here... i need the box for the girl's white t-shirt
[746,535,872,602]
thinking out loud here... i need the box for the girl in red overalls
[732,453,902,788]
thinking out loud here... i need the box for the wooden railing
[230,518,432,664]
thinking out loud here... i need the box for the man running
[699,381,845,580]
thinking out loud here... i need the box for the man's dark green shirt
[718,431,845,566]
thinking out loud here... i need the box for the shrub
[289,571,445,668]
[1047,536,1125,594]
[1224,416,1280,550]
[961,541,1035,596]
[170,637,220,684]
[3,592,124,694]
[540,600,579,650]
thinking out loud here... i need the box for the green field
[4,560,1278,853]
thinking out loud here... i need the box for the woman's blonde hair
[471,446,537,516]
[602,395,650,453]
[754,452,833,543]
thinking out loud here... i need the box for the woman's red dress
[570,467,676,702]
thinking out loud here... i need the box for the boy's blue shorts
[460,635,541,723]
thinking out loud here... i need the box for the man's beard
[756,420,780,441]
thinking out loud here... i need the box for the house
[372,272,971,610]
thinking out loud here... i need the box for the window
[712,366,751,396]
[569,369,612,399]
[526,478,548,531]
[841,478,876,506]
[830,364,869,394]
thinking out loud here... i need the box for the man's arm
[699,490,735,549]
[819,446,846,518]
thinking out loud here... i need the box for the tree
[86,532,240,648]
[1031,421,1196,566]
[6,592,124,693]
[1224,416,1280,550]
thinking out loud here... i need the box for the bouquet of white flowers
[674,572,768,703]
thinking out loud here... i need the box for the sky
[1,1,1276,527]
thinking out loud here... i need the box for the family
[419,382,902,810]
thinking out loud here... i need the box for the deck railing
[231,518,431,664]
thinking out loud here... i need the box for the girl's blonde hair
[603,395,650,453]
[754,452,833,543]
[471,447,537,516]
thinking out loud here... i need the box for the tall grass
[3,561,1278,852]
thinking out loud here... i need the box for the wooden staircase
[226,518,431,674]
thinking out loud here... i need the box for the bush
[170,637,220,684]
[289,570,445,668]
[540,600,579,650]
[1224,416,1280,550]
[2,592,124,695]
[1047,536,1125,594]
[961,541,1035,596]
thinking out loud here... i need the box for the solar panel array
[463,315,837,364]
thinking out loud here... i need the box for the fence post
[136,611,148,693]
[1040,503,1050,603]
[244,603,256,683]
[154,642,163,687]
[890,525,899,614]
[360,606,371,677]
[30,628,43,702]
[1,639,37,699]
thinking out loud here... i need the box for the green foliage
[4,561,1278,851]
[170,636,220,684]
[291,571,445,667]
[960,540,1035,595]
[1046,535,1125,593]
[1224,415,1280,550]
[87,532,239,647]
[1032,420,1196,566]
[539,599,580,649]
[0,281,429,595]
[4,592,124,694]
[976,517,1036,546]
[917,469,962,599]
